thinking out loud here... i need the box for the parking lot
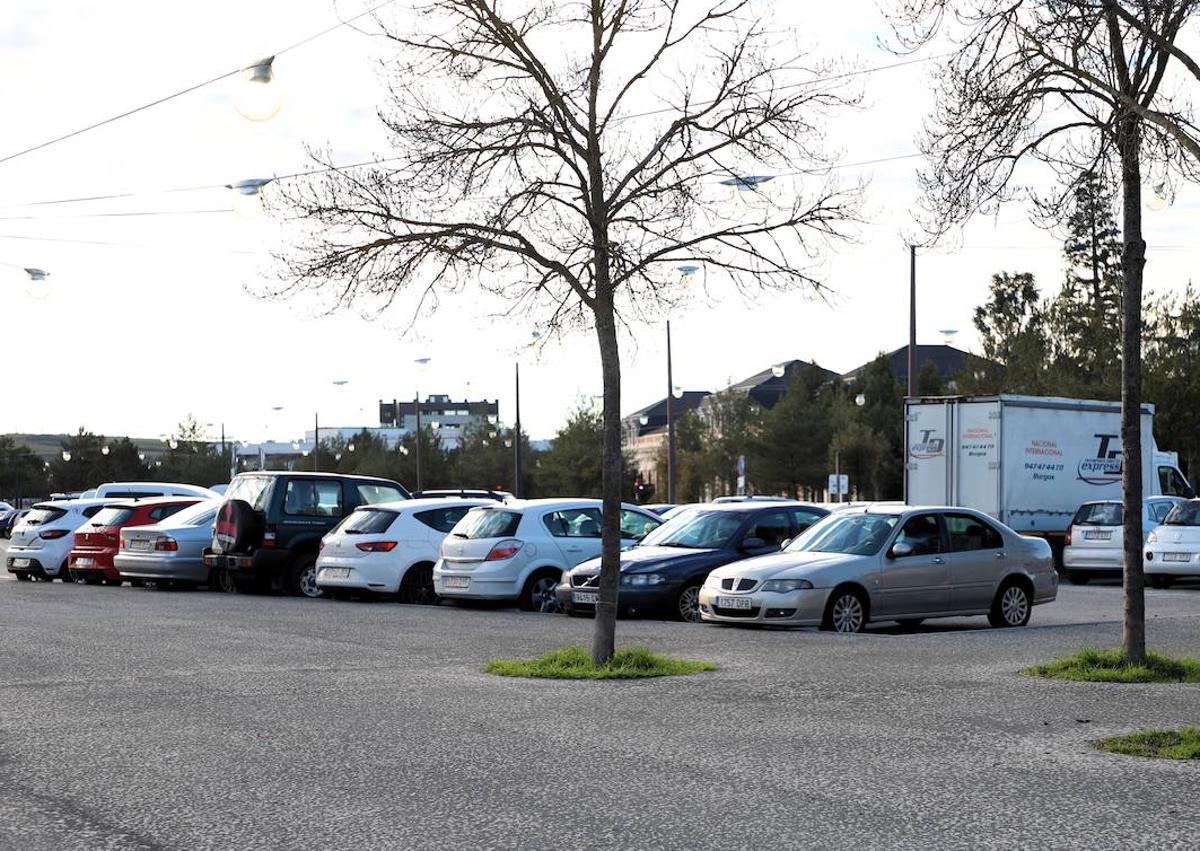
[1,539,1199,851]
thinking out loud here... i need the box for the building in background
[840,344,975,391]
[622,391,711,496]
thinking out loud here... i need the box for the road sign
[829,473,849,496]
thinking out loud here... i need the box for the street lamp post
[413,358,431,492]
[666,321,677,505]
[908,244,917,398]
[514,363,522,498]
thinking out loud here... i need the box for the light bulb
[1145,183,1169,211]
[672,386,684,399]
[61,451,72,462]
[24,268,51,300]
[101,446,110,456]
[233,57,282,122]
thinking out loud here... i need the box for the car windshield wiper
[655,541,699,548]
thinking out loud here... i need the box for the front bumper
[698,585,828,626]
[555,579,677,617]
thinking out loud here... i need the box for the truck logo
[1078,433,1123,485]
[910,428,945,459]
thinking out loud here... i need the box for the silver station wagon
[699,505,1057,632]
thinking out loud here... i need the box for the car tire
[1066,570,1090,585]
[398,562,439,606]
[519,569,561,613]
[287,556,324,599]
[1147,574,1175,589]
[988,580,1032,628]
[821,587,868,633]
[675,584,702,623]
[209,567,236,594]
[15,572,31,582]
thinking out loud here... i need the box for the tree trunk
[591,296,622,665]
[1117,112,1147,664]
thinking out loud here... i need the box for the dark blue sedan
[556,502,830,622]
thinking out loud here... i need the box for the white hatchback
[1063,496,1187,585]
[433,498,662,612]
[1144,499,1200,587]
[316,498,493,602]
[5,499,113,581]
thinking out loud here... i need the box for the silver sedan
[114,500,225,590]
[699,505,1057,632]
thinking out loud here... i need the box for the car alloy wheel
[830,592,865,633]
[530,575,560,613]
[1000,585,1029,626]
[298,563,323,598]
[400,564,438,605]
[677,585,702,623]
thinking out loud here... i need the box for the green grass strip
[1024,647,1200,683]
[484,645,716,680]
[1095,728,1200,760]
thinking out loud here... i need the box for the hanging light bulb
[233,56,283,122]
[227,178,274,218]
[1145,182,1170,212]
[168,439,179,450]
[24,267,51,300]
[771,363,788,379]
[672,385,685,399]
[61,451,72,462]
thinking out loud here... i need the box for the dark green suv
[203,471,409,597]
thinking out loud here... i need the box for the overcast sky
[2,0,1196,444]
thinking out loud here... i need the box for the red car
[68,497,202,586]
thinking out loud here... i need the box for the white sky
[1,0,1196,443]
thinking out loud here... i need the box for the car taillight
[485,539,524,561]
[263,525,277,549]
[39,529,68,540]
[1065,524,1073,547]
[356,541,398,552]
[154,536,178,552]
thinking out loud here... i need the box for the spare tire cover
[213,499,260,554]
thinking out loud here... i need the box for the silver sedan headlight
[703,574,722,589]
[621,573,666,586]
[760,578,814,593]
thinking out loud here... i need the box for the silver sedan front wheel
[823,589,867,633]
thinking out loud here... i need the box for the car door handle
[994,551,1007,560]
[564,545,583,552]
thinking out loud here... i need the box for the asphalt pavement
[1,539,1198,851]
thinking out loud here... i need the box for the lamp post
[413,358,431,492]
[514,363,522,498]
[666,321,679,505]
[908,244,917,398]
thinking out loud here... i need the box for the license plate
[129,539,151,551]
[572,590,599,604]
[444,575,470,589]
[74,558,95,567]
[12,558,30,568]
[1083,530,1111,541]
[1163,552,1191,562]
[323,567,351,579]
[716,596,752,609]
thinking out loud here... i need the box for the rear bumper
[114,554,207,583]
[6,555,49,576]
[432,558,525,600]
[1063,547,1123,572]
[203,548,291,579]
[316,555,403,594]
[69,552,120,580]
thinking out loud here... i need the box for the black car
[202,471,409,597]
[1,509,30,538]
[557,502,830,622]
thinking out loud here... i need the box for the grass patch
[484,645,715,680]
[1024,647,1200,683]
[1095,728,1200,760]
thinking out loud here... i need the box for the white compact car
[433,498,663,612]
[5,498,113,581]
[316,498,494,602]
[1063,496,1187,584]
[1144,499,1200,587]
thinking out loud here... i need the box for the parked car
[433,499,663,612]
[1063,496,1187,584]
[114,499,223,590]
[81,482,220,500]
[5,499,112,581]
[641,503,677,516]
[316,498,493,601]
[712,495,794,503]
[0,501,13,514]
[699,505,1057,632]
[2,508,29,538]
[558,501,830,622]
[68,497,203,585]
[202,471,410,597]
[1144,499,1200,587]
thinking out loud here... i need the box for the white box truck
[904,395,1192,556]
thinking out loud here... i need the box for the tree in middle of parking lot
[271,0,861,663]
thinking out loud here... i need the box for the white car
[316,498,493,601]
[1063,496,1187,585]
[5,498,113,581]
[1144,499,1200,587]
[433,498,663,612]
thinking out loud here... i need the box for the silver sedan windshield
[789,513,900,556]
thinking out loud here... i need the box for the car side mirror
[780,537,793,550]
[889,541,913,559]
[740,536,767,552]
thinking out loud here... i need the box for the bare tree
[271,0,860,662]
[888,0,1199,663]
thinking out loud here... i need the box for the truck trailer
[903,395,1192,560]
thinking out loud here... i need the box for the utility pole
[514,363,523,498]
[666,320,677,504]
[313,413,319,471]
[908,244,917,398]
[415,392,424,492]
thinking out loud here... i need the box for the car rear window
[339,508,398,535]
[452,508,521,539]
[23,507,67,526]
[415,506,474,534]
[1163,502,1200,526]
[225,476,272,511]
[1072,503,1122,526]
[356,483,409,505]
[90,507,135,527]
